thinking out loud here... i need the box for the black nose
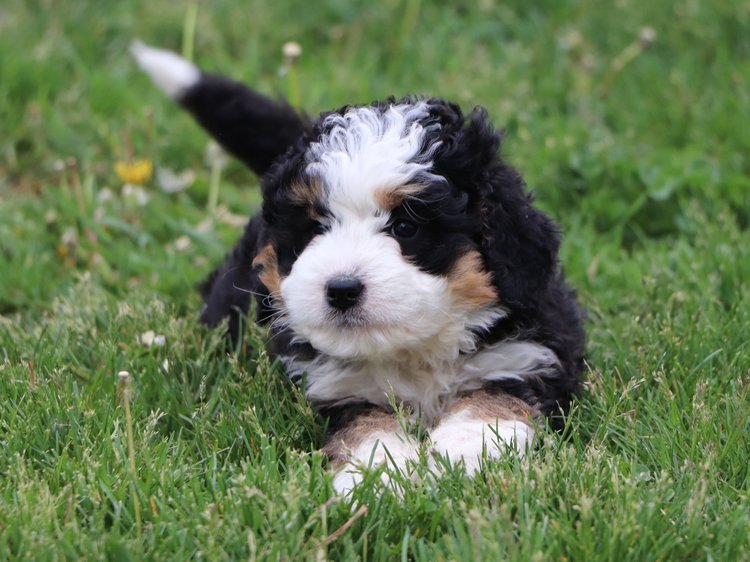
[325,277,364,311]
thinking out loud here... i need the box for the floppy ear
[479,164,560,311]
[433,106,560,311]
[472,111,560,310]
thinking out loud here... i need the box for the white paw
[331,431,419,495]
[429,411,533,474]
[332,463,365,496]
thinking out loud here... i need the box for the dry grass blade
[324,505,368,544]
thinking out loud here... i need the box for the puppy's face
[255,100,558,360]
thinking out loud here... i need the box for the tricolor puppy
[131,42,585,494]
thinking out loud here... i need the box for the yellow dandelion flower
[114,159,153,185]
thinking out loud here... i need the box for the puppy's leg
[429,390,535,474]
[322,405,419,495]
[200,215,266,343]
[130,41,309,176]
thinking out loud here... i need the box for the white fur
[130,40,200,99]
[284,339,558,425]
[306,103,443,219]
[331,431,420,495]
[430,410,534,473]
[461,340,560,383]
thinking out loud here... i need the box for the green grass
[1,0,749,559]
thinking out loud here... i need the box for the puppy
[131,42,585,494]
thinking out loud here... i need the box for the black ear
[479,164,560,311]
[431,105,560,311]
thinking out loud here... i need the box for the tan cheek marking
[447,251,498,309]
[252,243,282,296]
[323,409,400,467]
[373,182,427,210]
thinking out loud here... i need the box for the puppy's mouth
[327,311,370,328]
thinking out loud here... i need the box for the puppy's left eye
[390,219,419,239]
[313,221,328,235]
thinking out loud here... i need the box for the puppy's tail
[130,40,309,176]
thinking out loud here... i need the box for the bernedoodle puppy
[131,41,585,494]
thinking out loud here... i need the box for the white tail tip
[130,40,200,100]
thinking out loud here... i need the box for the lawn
[1,0,749,560]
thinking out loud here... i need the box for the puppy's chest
[282,340,559,424]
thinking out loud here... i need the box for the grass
[1,0,749,559]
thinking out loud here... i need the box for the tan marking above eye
[252,243,283,297]
[288,178,323,219]
[373,182,429,210]
[447,251,498,309]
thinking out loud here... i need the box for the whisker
[219,265,247,281]
[230,283,286,309]
[420,300,453,319]
[230,284,265,297]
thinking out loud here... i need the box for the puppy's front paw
[330,431,419,495]
[429,410,534,474]
[331,463,365,496]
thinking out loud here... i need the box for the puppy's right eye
[313,221,328,235]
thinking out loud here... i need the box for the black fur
[198,214,262,340]
[179,73,310,176]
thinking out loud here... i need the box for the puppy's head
[254,98,559,360]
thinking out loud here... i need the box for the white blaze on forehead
[305,102,444,216]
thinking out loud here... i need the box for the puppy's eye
[313,221,328,235]
[390,219,419,239]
